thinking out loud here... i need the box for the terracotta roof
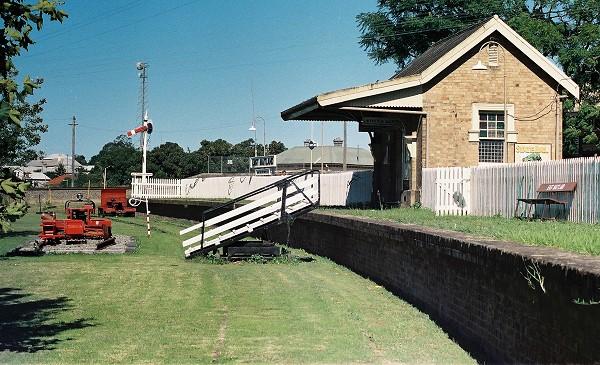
[47,174,73,186]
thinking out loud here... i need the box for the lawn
[0,214,473,364]
[331,207,600,256]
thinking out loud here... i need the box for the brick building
[281,15,579,205]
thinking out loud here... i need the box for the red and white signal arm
[126,121,153,138]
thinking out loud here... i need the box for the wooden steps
[179,171,319,258]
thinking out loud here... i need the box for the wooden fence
[422,157,600,223]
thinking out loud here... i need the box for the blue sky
[16,0,396,159]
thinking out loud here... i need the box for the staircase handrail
[196,169,320,251]
[201,169,319,216]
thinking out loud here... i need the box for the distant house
[282,15,579,204]
[1,166,50,186]
[26,153,91,173]
[27,172,51,187]
[275,138,373,172]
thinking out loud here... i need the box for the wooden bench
[515,182,577,220]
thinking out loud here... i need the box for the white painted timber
[132,170,371,206]
[184,199,313,257]
[182,189,317,247]
[179,177,317,235]
[422,157,600,223]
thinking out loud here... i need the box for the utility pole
[69,116,78,187]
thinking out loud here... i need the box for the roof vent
[488,44,499,67]
[333,137,343,147]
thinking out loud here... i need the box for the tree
[230,138,255,157]
[0,96,48,166]
[0,169,29,233]
[1,0,67,232]
[1,1,67,126]
[88,136,141,186]
[74,154,87,165]
[356,1,600,155]
[267,140,287,155]
[199,139,233,157]
[148,142,188,178]
[55,162,66,176]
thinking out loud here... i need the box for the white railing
[422,157,600,223]
[131,170,372,206]
[131,176,182,199]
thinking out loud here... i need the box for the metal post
[321,121,324,172]
[220,156,223,174]
[343,121,347,171]
[138,62,148,148]
[103,165,111,189]
[70,116,78,187]
[207,155,210,173]
[142,113,148,176]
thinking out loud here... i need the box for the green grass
[329,207,600,256]
[0,214,473,364]
[0,213,40,256]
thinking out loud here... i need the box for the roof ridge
[391,16,494,80]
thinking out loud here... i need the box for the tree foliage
[356,0,600,155]
[0,169,29,232]
[88,136,142,186]
[0,96,47,166]
[1,0,67,126]
[84,137,288,186]
[0,0,67,232]
[74,154,87,165]
[148,142,188,178]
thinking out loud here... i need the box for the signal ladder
[179,170,319,258]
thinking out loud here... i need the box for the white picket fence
[422,157,600,223]
[421,167,471,216]
[130,170,372,207]
[130,176,182,200]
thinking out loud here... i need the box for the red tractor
[98,188,136,217]
[39,194,114,248]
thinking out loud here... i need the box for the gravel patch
[8,235,136,256]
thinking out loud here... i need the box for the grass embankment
[331,207,600,256]
[0,214,473,364]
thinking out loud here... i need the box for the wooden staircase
[179,170,319,258]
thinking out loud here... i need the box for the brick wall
[265,212,600,363]
[423,34,561,168]
[24,187,123,206]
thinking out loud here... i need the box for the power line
[36,0,145,42]
[22,0,200,59]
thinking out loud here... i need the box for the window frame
[469,103,516,143]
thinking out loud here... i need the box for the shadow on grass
[0,287,94,352]
[0,230,38,238]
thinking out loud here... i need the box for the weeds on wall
[521,259,546,293]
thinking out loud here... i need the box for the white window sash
[469,103,516,143]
